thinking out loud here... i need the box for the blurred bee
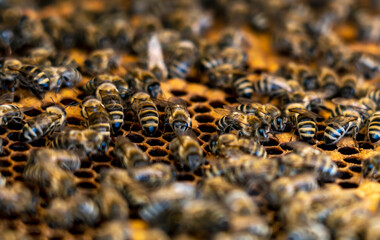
[93,220,131,240]
[131,15,163,55]
[0,182,36,217]
[156,97,191,134]
[285,103,320,142]
[27,149,81,172]
[147,34,168,81]
[0,230,32,240]
[362,153,380,180]
[278,62,319,91]
[85,74,131,100]
[229,215,271,239]
[57,65,82,89]
[169,131,203,171]
[209,134,267,158]
[95,185,129,221]
[23,161,76,199]
[41,16,76,49]
[368,111,380,143]
[181,200,229,238]
[207,64,253,98]
[100,15,133,50]
[20,105,66,143]
[198,40,223,71]
[114,136,149,169]
[96,82,124,133]
[237,98,286,132]
[340,73,359,99]
[252,73,292,96]
[129,163,174,189]
[353,52,380,79]
[280,141,338,181]
[206,152,278,185]
[52,53,78,68]
[52,128,109,155]
[217,28,248,50]
[367,89,380,109]
[101,168,151,209]
[0,93,23,126]
[268,174,319,207]
[286,222,331,240]
[22,47,53,65]
[324,114,360,145]
[83,49,120,75]
[45,197,74,229]
[72,192,100,227]
[317,67,339,98]
[130,92,159,136]
[0,58,22,92]
[220,47,248,69]
[81,97,111,139]
[167,40,197,79]
[125,68,162,98]
[366,216,380,240]
[215,106,263,139]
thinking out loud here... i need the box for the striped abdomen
[169,60,191,79]
[217,116,234,135]
[296,115,317,142]
[0,104,23,126]
[102,95,124,133]
[21,113,61,142]
[87,112,111,138]
[368,112,380,143]
[21,66,50,91]
[232,75,253,98]
[367,89,380,107]
[238,138,267,158]
[138,102,159,136]
[324,122,348,145]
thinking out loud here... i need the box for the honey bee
[220,47,248,69]
[125,68,162,98]
[317,67,339,98]
[52,128,109,155]
[72,192,100,227]
[157,97,191,134]
[93,220,131,240]
[285,103,320,142]
[23,161,76,199]
[169,131,203,171]
[41,16,75,49]
[367,89,380,109]
[83,49,120,75]
[279,62,319,91]
[216,106,263,139]
[280,142,338,181]
[114,136,149,169]
[22,47,53,65]
[268,174,319,207]
[324,114,360,145]
[217,28,248,50]
[252,73,292,96]
[167,40,197,79]
[368,111,380,143]
[207,64,253,98]
[0,93,23,126]
[52,53,78,68]
[100,168,151,209]
[0,58,22,92]
[17,65,51,98]
[181,200,229,238]
[81,97,111,139]
[0,182,36,217]
[45,197,74,229]
[147,34,168,81]
[230,215,271,239]
[286,222,331,240]
[95,185,129,221]
[100,15,133,50]
[57,65,82,89]
[130,92,159,136]
[20,105,66,143]
[85,74,131,100]
[206,153,278,185]
[27,149,81,172]
[237,98,285,132]
[209,134,267,158]
[340,73,359,99]
[362,153,380,180]
[96,82,124,133]
[353,52,380,79]
[129,163,174,189]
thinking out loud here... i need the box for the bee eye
[368,164,374,170]
[277,118,282,124]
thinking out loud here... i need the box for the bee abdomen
[139,107,159,135]
[368,113,380,143]
[169,61,190,79]
[324,123,345,145]
[297,118,317,141]
[233,76,253,98]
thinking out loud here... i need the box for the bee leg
[289,128,296,142]
[352,127,359,148]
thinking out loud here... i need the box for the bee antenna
[64,101,79,109]
[50,97,57,106]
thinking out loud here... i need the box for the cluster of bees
[1,0,380,239]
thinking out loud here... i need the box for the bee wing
[147,34,168,81]
[288,108,320,120]
[237,97,255,104]
[325,115,357,125]
[0,93,14,104]
[332,98,369,111]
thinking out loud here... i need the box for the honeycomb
[1,1,380,239]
